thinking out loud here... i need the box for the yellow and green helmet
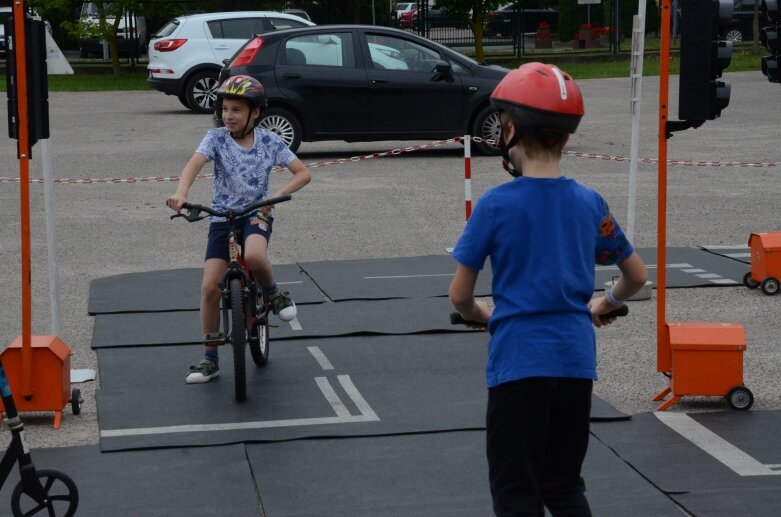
[216,74,267,110]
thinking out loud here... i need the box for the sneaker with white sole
[268,287,297,322]
[186,358,219,384]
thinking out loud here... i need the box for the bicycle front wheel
[250,313,270,367]
[229,278,247,402]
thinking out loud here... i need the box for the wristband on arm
[605,287,625,306]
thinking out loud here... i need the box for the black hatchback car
[218,25,508,154]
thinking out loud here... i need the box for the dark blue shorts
[205,213,273,261]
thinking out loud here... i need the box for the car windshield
[397,3,414,10]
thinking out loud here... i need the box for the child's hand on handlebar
[166,193,187,212]
[588,296,626,328]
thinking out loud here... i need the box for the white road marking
[315,377,350,417]
[709,279,739,284]
[655,413,781,477]
[696,273,722,279]
[308,346,334,370]
[100,374,379,439]
[338,375,379,420]
[683,268,706,273]
[725,253,751,258]
[289,317,303,331]
[278,281,303,285]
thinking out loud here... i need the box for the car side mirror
[222,58,230,65]
[434,61,453,81]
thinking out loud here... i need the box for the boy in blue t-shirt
[449,63,648,516]
[167,75,311,384]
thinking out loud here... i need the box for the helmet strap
[500,124,523,178]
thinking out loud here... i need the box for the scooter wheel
[11,468,79,517]
[726,386,754,411]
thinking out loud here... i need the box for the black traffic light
[5,15,49,152]
[761,0,780,82]
[678,0,733,122]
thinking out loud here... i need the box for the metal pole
[41,139,62,337]
[657,0,671,372]
[627,3,648,242]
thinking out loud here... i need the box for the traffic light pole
[11,0,34,398]
[656,0,671,373]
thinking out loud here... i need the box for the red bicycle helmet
[216,74,267,110]
[490,62,584,134]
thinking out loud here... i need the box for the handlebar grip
[449,305,629,326]
[602,305,629,319]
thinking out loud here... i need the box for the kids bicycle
[0,360,79,516]
[171,195,292,402]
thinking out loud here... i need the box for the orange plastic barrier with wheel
[744,232,781,296]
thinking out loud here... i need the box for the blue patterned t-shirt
[196,127,296,222]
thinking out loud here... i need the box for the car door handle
[371,78,389,84]
[214,46,231,50]
[282,72,302,79]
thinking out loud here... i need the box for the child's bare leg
[245,234,297,321]
[186,258,228,384]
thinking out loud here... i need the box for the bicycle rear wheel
[229,278,247,402]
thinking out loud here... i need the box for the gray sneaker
[186,358,219,384]
[268,287,297,322]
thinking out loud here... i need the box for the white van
[79,2,147,58]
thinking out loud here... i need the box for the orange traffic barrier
[0,336,76,429]
[744,232,781,295]
[653,323,753,411]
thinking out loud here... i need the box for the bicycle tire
[250,312,270,367]
[229,278,247,402]
[11,468,79,517]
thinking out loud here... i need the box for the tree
[436,0,504,62]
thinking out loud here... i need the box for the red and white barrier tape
[0,136,777,184]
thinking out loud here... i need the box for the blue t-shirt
[196,127,296,222]
[452,176,633,388]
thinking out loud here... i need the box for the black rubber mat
[87,264,324,314]
[245,431,679,516]
[91,297,472,349]
[297,255,493,301]
[594,247,747,290]
[95,334,629,451]
[699,244,751,265]
[591,411,781,516]
[0,444,259,517]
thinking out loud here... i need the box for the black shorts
[204,213,273,261]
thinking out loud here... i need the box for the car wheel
[185,70,219,114]
[724,27,743,42]
[259,108,302,153]
[471,106,502,156]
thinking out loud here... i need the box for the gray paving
[0,71,779,514]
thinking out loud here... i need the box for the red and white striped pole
[464,134,472,221]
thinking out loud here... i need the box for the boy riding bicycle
[166,75,311,384]
[448,63,648,515]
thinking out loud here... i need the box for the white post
[627,11,646,242]
[41,139,62,336]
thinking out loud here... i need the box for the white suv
[147,11,314,113]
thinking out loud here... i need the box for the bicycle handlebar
[170,195,293,222]
[449,304,629,326]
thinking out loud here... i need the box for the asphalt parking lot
[0,70,779,455]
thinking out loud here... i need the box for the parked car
[147,11,314,113]
[79,2,147,58]
[484,2,559,37]
[399,8,417,28]
[412,6,457,29]
[719,0,769,41]
[1,6,51,60]
[391,2,416,26]
[218,25,508,154]
[283,8,312,22]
